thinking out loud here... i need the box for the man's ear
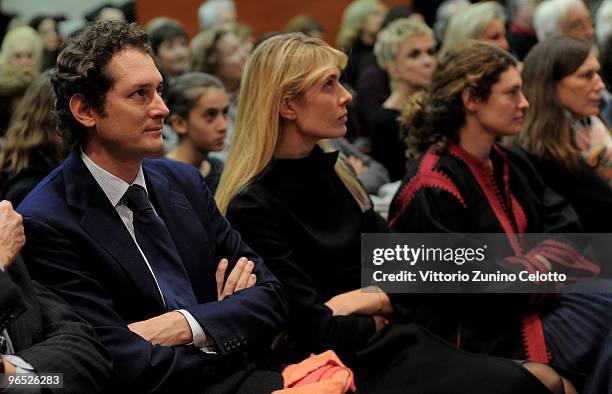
[169,114,188,135]
[69,94,97,128]
[461,88,480,113]
[279,96,297,121]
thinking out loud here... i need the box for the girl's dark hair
[165,71,225,120]
[401,40,517,160]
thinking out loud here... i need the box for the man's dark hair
[52,21,153,146]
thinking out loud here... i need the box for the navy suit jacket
[18,149,288,393]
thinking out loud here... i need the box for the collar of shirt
[80,148,148,207]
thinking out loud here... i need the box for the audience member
[0,200,112,393]
[433,0,471,46]
[190,23,251,161]
[337,0,387,90]
[165,72,228,194]
[600,33,612,127]
[506,0,542,60]
[389,39,612,394]
[519,36,612,232]
[441,1,509,55]
[216,32,562,394]
[284,14,324,40]
[30,15,62,71]
[0,26,43,74]
[597,0,612,128]
[0,70,67,206]
[533,0,594,42]
[85,3,127,24]
[354,4,427,142]
[18,21,287,393]
[198,0,236,31]
[148,19,189,81]
[595,0,612,45]
[370,18,436,181]
[0,65,34,137]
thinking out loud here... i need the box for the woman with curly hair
[390,39,612,394]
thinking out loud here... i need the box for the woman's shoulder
[226,176,279,218]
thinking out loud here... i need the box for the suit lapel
[63,151,165,311]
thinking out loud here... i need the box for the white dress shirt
[80,151,209,348]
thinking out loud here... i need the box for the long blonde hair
[216,33,370,214]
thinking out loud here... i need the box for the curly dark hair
[52,21,153,146]
[400,40,517,161]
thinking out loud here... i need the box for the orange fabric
[272,350,357,394]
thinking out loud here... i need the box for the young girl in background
[165,72,228,194]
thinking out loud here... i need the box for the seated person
[18,21,287,393]
[148,19,189,82]
[165,72,228,194]
[0,70,67,206]
[371,18,436,181]
[518,36,612,233]
[389,39,612,393]
[0,200,112,393]
[216,32,565,394]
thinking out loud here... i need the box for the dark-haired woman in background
[519,36,612,233]
[0,70,66,205]
[30,15,62,71]
[148,19,189,82]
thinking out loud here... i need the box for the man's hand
[0,201,25,269]
[216,257,257,301]
[128,311,192,346]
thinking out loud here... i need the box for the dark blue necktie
[122,185,198,310]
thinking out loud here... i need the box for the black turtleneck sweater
[226,146,389,360]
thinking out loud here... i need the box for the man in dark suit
[18,21,287,393]
[0,200,112,393]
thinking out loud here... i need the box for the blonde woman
[0,26,43,73]
[370,18,436,180]
[337,0,387,88]
[217,32,560,394]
